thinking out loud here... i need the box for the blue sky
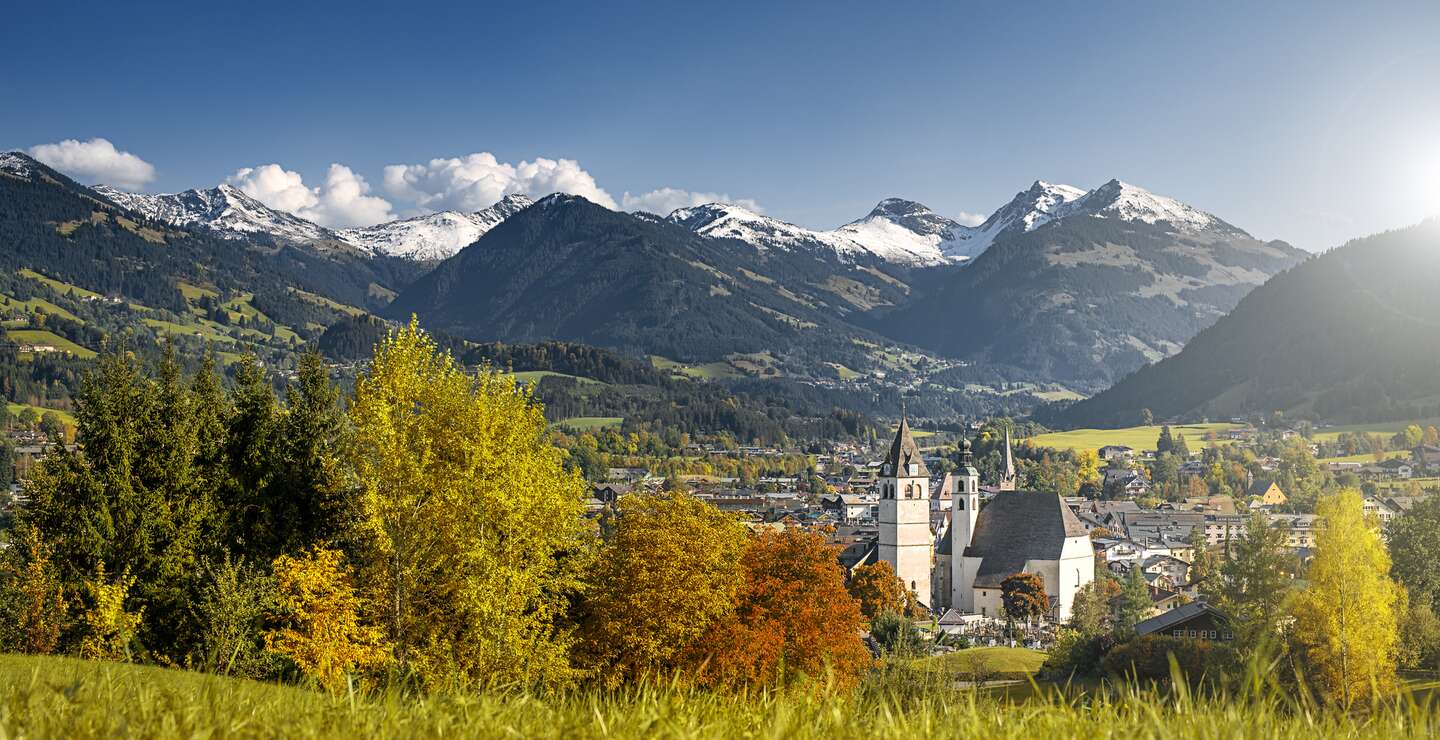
[4,0,1439,250]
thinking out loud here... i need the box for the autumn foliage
[576,490,747,686]
[691,528,872,690]
[846,560,919,622]
[266,547,386,692]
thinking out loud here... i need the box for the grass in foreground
[4,654,1440,739]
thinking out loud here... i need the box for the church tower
[878,415,932,606]
[950,437,980,609]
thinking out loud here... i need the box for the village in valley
[580,411,1440,660]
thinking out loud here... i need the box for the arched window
[957,499,965,510]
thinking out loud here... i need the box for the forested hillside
[1047,220,1440,427]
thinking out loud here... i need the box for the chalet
[1099,445,1135,462]
[1134,601,1233,641]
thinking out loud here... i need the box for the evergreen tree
[1115,566,1151,638]
[1157,425,1174,454]
[1218,510,1292,652]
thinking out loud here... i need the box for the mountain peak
[1070,179,1224,231]
[0,150,41,177]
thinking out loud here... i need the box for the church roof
[964,491,1089,587]
[884,417,929,477]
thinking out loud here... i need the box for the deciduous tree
[692,528,871,690]
[267,547,385,692]
[1290,490,1403,707]
[1001,572,1048,626]
[847,560,916,622]
[575,490,746,686]
[347,319,588,689]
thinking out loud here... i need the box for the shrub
[1101,635,1236,686]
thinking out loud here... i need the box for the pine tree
[1115,566,1151,638]
[1218,510,1292,651]
[1157,425,1174,454]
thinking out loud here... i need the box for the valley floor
[3,654,1439,739]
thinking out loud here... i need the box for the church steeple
[999,429,1018,491]
[884,415,930,479]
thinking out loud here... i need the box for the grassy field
[1027,422,1240,453]
[556,416,624,431]
[912,647,1046,679]
[1313,418,1440,444]
[8,329,97,359]
[0,294,82,324]
[18,268,101,300]
[5,402,76,427]
[510,370,603,386]
[4,654,1440,739]
[1319,450,1414,464]
[649,355,743,380]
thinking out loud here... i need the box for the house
[1123,475,1152,497]
[1414,445,1440,470]
[1246,479,1287,507]
[1134,601,1233,641]
[821,493,873,524]
[1099,445,1135,462]
[1140,554,1192,590]
[1266,513,1319,551]
[1363,494,1408,526]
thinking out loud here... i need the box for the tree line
[0,321,883,692]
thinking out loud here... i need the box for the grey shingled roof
[1134,601,1229,637]
[884,417,930,477]
[963,491,1088,587]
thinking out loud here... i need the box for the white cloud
[383,152,617,212]
[227,163,393,227]
[621,188,764,215]
[954,210,987,227]
[28,137,156,189]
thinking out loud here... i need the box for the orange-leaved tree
[693,528,871,690]
[1001,572,1049,626]
[575,490,747,686]
[846,560,918,622]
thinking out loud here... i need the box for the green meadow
[1026,423,1240,453]
[3,654,1439,739]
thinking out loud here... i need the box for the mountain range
[3,148,1311,403]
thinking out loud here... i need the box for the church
[877,418,1094,622]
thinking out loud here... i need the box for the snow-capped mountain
[832,198,979,263]
[663,179,1231,267]
[92,183,339,244]
[1061,179,1228,231]
[0,151,40,179]
[664,200,965,265]
[91,181,534,261]
[943,181,1087,259]
[338,194,533,261]
[665,202,880,260]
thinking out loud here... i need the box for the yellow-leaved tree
[348,318,589,689]
[78,563,143,661]
[575,490,747,686]
[1290,489,1404,707]
[267,546,385,692]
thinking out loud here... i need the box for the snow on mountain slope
[666,201,956,265]
[91,181,534,260]
[1062,179,1226,231]
[338,194,533,260]
[92,184,337,243]
[941,181,1087,259]
[832,198,972,264]
[0,151,39,179]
